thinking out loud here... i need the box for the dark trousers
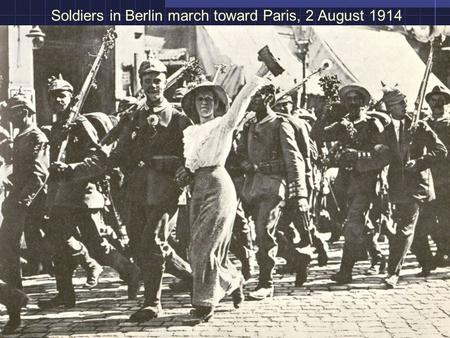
[248,196,283,288]
[388,200,420,276]
[48,207,119,298]
[276,202,313,265]
[127,202,178,307]
[0,205,27,289]
[230,200,253,265]
[412,193,450,267]
[50,207,116,261]
[411,210,434,271]
[23,209,53,273]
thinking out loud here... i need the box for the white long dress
[183,77,262,307]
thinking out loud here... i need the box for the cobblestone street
[1,240,450,338]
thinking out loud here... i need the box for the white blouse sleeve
[222,76,266,130]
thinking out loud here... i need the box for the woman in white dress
[180,64,269,323]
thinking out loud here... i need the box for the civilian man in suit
[380,85,447,288]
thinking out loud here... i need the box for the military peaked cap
[138,58,167,77]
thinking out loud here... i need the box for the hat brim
[425,91,450,105]
[181,84,230,123]
[339,84,371,106]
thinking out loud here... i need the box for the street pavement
[1,239,450,338]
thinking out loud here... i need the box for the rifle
[409,38,436,136]
[56,29,117,162]
[274,59,332,106]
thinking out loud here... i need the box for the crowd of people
[0,52,449,334]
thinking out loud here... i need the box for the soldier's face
[428,95,446,112]
[249,92,266,112]
[388,101,407,120]
[8,108,28,129]
[49,90,72,114]
[195,89,216,123]
[274,101,293,115]
[141,72,167,103]
[343,91,364,115]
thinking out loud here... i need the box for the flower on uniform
[147,114,160,127]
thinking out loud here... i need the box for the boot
[312,232,329,267]
[38,258,76,310]
[248,262,274,300]
[37,293,75,310]
[129,266,164,322]
[182,306,215,325]
[330,243,356,284]
[240,255,253,281]
[366,255,386,275]
[295,252,312,287]
[76,247,103,289]
[0,284,28,334]
[231,277,245,309]
[103,250,140,300]
[165,249,192,281]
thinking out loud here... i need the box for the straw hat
[338,83,371,106]
[181,82,230,122]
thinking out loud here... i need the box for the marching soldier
[54,59,193,321]
[0,95,48,333]
[108,58,193,321]
[314,83,390,284]
[381,85,447,288]
[411,85,450,274]
[238,85,311,298]
[38,75,140,309]
[273,98,329,272]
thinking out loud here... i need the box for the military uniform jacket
[109,100,192,206]
[382,117,447,203]
[239,111,308,203]
[277,113,314,192]
[424,114,450,194]
[47,115,106,209]
[7,126,49,208]
[321,112,389,196]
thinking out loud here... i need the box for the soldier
[110,58,193,321]
[273,99,329,273]
[0,95,48,333]
[314,83,390,284]
[411,85,450,274]
[55,59,193,321]
[381,85,447,288]
[37,75,140,309]
[238,85,311,299]
[226,134,255,282]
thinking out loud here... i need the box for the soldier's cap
[425,85,450,105]
[6,94,35,114]
[138,58,167,77]
[48,74,73,93]
[295,108,317,122]
[381,83,406,107]
[338,83,371,106]
[181,81,230,122]
[275,95,293,105]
